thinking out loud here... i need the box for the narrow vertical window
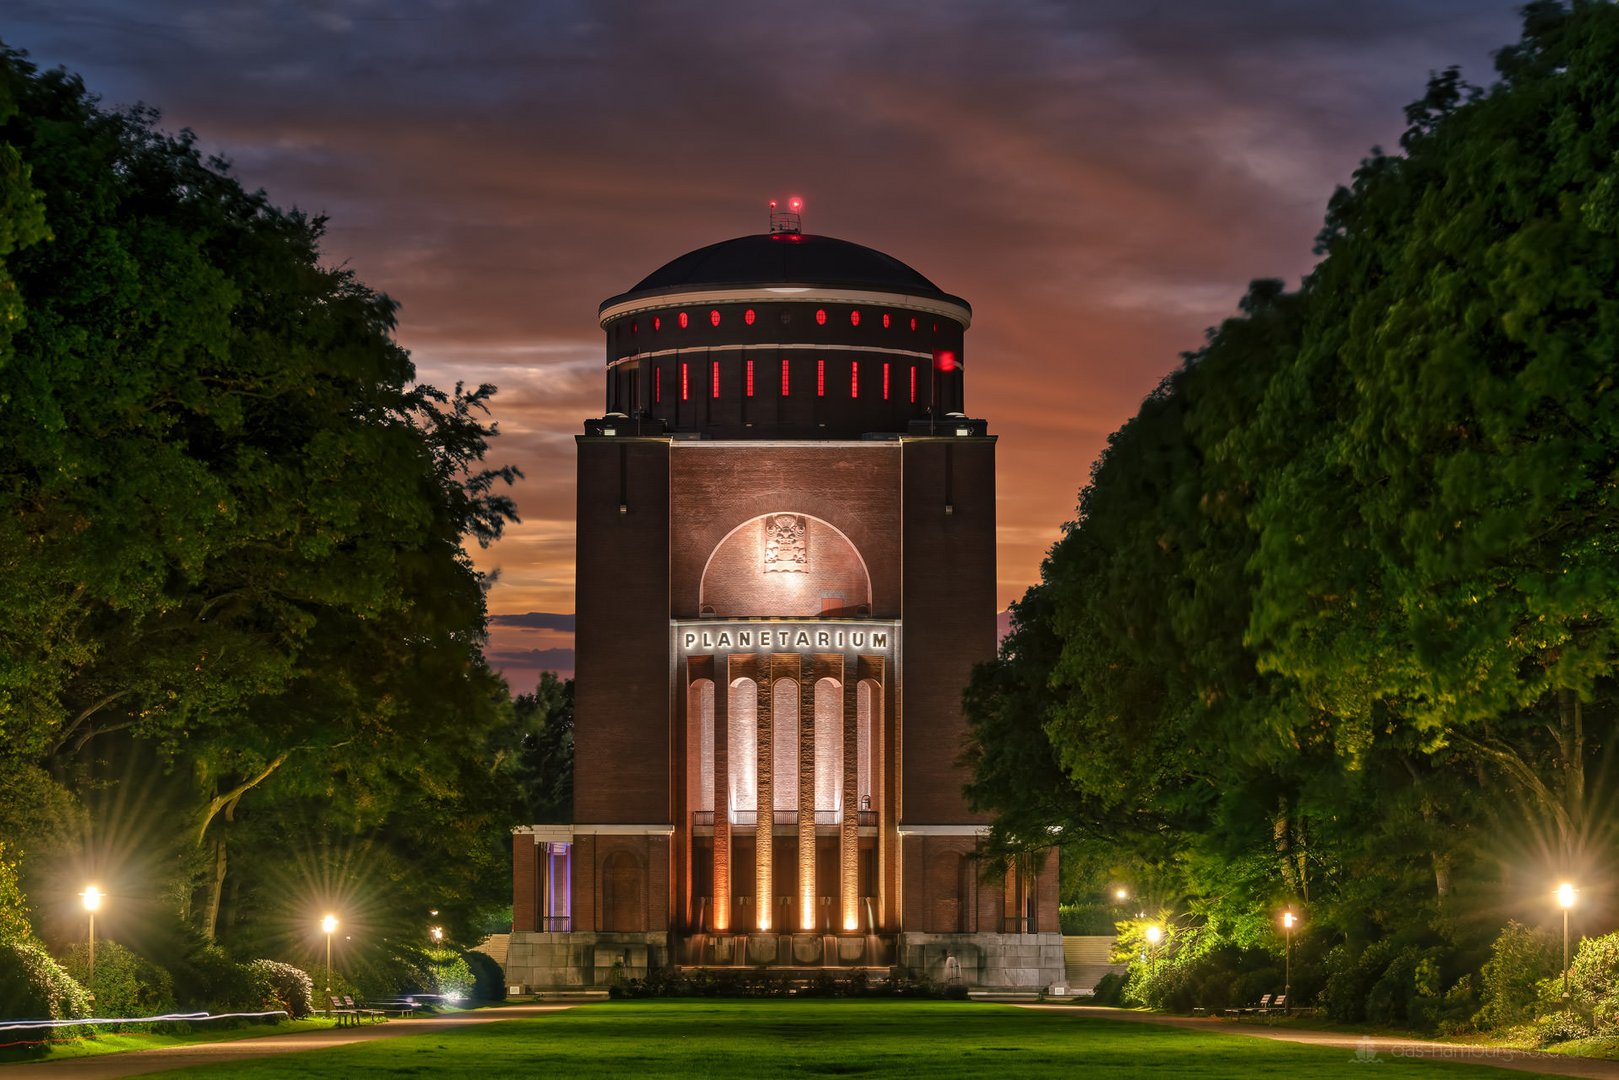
[655,366,661,403]
[746,359,755,397]
[883,362,890,400]
[909,364,917,403]
[850,360,859,398]
[745,308,756,326]
[781,359,790,396]
[882,312,891,329]
[681,362,689,401]
[711,360,720,398]
[678,311,689,329]
[850,310,861,327]
[710,309,721,327]
[817,359,825,397]
[816,309,827,326]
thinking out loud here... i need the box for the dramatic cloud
[6,0,1525,688]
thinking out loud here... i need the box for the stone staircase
[475,933,511,969]
[1062,935,1124,995]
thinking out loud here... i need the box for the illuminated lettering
[738,631,752,647]
[816,631,831,647]
[795,630,811,648]
[676,624,893,655]
[717,632,732,649]
[684,633,697,649]
[871,632,888,648]
[852,632,865,647]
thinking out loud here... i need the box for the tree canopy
[0,44,531,964]
[966,0,1619,996]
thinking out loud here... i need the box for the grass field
[0,1019,334,1064]
[132,1001,1559,1079]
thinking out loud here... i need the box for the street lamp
[80,886,102,1003]
[322,914,338,994]
[430,926,444,944]
[1557,883,1576,1003]
[1282,911,1297,1010]
[1144,923,1163,972]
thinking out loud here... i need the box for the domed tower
[509,208,1061,993]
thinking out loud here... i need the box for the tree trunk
[203,837,226,942]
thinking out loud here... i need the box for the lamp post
[1282,911,1296,1010]
[1144,923,1163,975]
[80,886,102,1003]
[322,914,338,994]
[1557,883,1576,1004]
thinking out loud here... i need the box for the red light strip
[851,360,859,398]
[817,359,825,397]
[746,359,755,397]
[681,362,689,401]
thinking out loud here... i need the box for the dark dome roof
[600,233,968,314]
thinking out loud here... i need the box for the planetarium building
[507,208,1063,991]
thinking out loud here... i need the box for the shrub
[463,949,506,1002]
[60,941,175,1018]
[1321,940,1394,1023]
[424,947,475,999]
[183,947,270,1012]
[1568,930,1619,1033]
[1091,971,1125,1005]
[1474,921,1559,1030]
[0,941,91,1021]
[248,960,314,1018]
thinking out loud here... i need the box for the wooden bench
[1263,994,1287,1015]
[1237,993,1272,1016]
[327,995,359,1027]
[344,994,387,1023]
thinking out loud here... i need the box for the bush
[1321,940,1394,1023]
[1091,971,1125,1005]
[248,960,313,1018]
[463,949,506,1002]
[183,946,271,1012]
[0,940,92,1021]
[1568,930,1619,1033]
[60,940,175,1018]
[424,947,475,999]
[1474,922,1559,1030]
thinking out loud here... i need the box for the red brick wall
[899,439,997,825]
[512,835,537,932]
[574,437,672,824]
[669,444,901,619]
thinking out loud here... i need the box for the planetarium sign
[674,620,897,656]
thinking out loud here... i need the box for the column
[713,657,731,931]
[841,664,861,932]
[755,670,773,931]
[798,661,818,931]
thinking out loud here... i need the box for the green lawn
[0,1019,335,1064]
[136,1001,1561,1078]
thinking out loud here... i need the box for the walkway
[0,1002,578,1080]
[1022,1004,1619,1079]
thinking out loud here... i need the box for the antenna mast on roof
[768,196,803,234]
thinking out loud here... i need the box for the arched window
[773,679,799,814]
[729,679,757,819]
[688,680,715,814]
[857,680,878,810]
[814,678,842,812]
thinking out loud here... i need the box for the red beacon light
[769,195,804,236]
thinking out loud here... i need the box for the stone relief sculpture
[762,514,808,572]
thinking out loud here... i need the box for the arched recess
[773,679,799,813]
[814,678,842,812]
[601,849,646,932]
[699,513,872,617]
[687,679,715,814]
[728,678,757,819]
[857,679,879,811]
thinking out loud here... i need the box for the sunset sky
[7,0,1524,692]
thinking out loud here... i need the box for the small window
[678,311,689,329]
[710,309,721,327]
[746,359,755,397]
[882,313,891,329]
[815,309,827,326]
[817,359,825,397]
[850,310,861,327]
[631,320,639,334]
[909,316,917,331]
[851,360,859,398]
[910,364,917,403]
[882,362,890,400]
[711,360,720,398]
[781,359,790,397]
[654,316,662,331]
[681,362,689,401]
[745,309,756,326]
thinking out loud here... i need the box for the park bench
[344,994,387,1023]
[1237,993,1272,1016]
[1263,994,1287,1015]
[327,995,359,1027]
[368,998,425,1017]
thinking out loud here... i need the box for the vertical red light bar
[817,359,825,397]
[681,362,689,401]
[909,365,917,403]
[746,359,755,397]
[781,358,790,396]
[883,362,890,400]
[851,360,859,398]
[711,360,720,398]
[655,366,661,403]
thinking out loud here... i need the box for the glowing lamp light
[744,308,756,326]
[935,351,958,372]
[1145,924,1164,946]
[678,311,689,329]
[322,914,338,934]
[789,197,802,211]
[844,916,859,932]
[1283,911,1296,929]
[710,309,721,327]
[82,885,103,913]
[1115,888,1129,901]
[430,926,444,943]
[1558,883,1577,910]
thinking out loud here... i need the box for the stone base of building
[898,932,1065,992]
[504,931,670,992]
